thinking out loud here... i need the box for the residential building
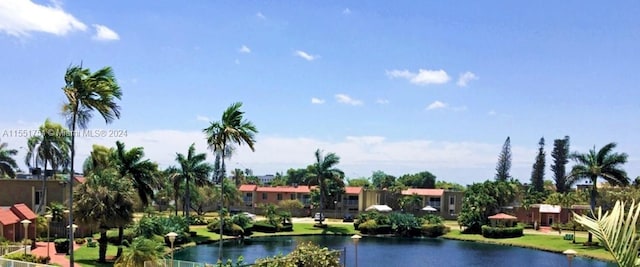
[401,188,464,220]
[514,204,590,226]
[0,203,37,242]
[0,177,77,213]
[257,175,275,185]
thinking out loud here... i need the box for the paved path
[31,242,81,267]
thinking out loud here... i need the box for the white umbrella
[365,205,393,212]
[422,205,437,212]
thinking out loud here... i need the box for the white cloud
[92,24,119,41]
[343,8,351,15]
[427,101,448,110]
[335,94,363,106]
[376,98,389,104]
[294,50,319,61]
[0,0,87,37]
[311,98,325,104]
[196,115,210,122]
[457,71,478,87]
[238,45,251,53]
[386,69,450,85]
[256,12,266,19]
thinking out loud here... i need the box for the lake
[175,235,615,267]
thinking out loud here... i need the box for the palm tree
[0,142,18,178]
[570,142,628,243]
[61,64,121,266]
[169,144,212,221]
[203,102,257,261]
[231,168,245,187]
[25,119,71,213]
[73,169,134,263]
[114,237,165,267]
[305,149,344,226]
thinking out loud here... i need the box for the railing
[344,200,358,206]
[0,257,56,267]
[1,246,27,256]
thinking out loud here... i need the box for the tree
[398,171,436,188]
[203,102,258,261]
[73,169,134,263]
[458,180,516,233]
[0,142,18,178]
[114,237,165,267]
[551,136,571,193]
[112,141,159,206]
[570,142,629,243]
[495,137,512,181]
[435,181,466,191]
[25,119,71,213]
[305,149,344,225]
[574,201,640,267]
[371,170,395,189]
[169,144,212,220]
[61,64,122,265]
[230,168,245,187]
[347,177,371,188]
[285,168,308,185]
[530,137,545,193]
[399,193,423,212]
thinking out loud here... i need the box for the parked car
[313,212,325,222]
[242,212,257,220]
[343,214,354,222]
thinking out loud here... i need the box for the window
[449,196,455,205]
[262,193,267,200]
[277,193,283,200]
[290,194,296,200]
[34,191,42,205]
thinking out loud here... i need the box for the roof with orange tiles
[239,184,258,192]
[345,186,363,194]
[0,208,19,226]
[256,186,311,193]
[401,188,444,196]
[10,203,37,220]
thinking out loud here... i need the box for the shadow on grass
[321,225,351,235]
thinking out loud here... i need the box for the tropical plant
[112,141,159,206]
[458,180,517,233]
[570,142,629,242]
[73,169,134,263]
[167,144,213,220]
[114,237,165,267]
[46,202,66,222]
[203,102,257,261]
[399,194,423,212]
[574,201,640,267]
[25,119,71,213]
[551,136,571,193]
[214,178,241,207]
[254,242,341,267]
[61,63,122,263]
[0,142,18,178]
[305,149,344,226]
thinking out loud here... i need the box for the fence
[0,257,55,267]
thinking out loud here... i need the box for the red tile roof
[239,184,258,192]
[0,208,19,226]
[256,186,311,193]
[345,186,362,194]
[401,188,444,196]
[74,176,86,184]
[10,203,37,220]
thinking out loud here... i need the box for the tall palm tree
[61,64,121,266]
[25,119,71,213]
[570,142,628,243]
[114,237,164,267]
[74,169,134,263]
[305,149,344,226]
[0,142,18,178]
[203,102,257,261]
[169,144,212,221]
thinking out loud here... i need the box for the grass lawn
[73,243,123,267]
[443,230,613,262]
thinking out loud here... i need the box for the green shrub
[54,238,69,254]
[255,242,341,267]
[279,223,293,232]
[388,212,421,236]
[421,224,449,237]
[207,219,245,236]
[481,225,524,238]
[3,253,49,263]
[107,228,135,245]
[357,220,377,234]
[188,215,208,225]
[75,238,87,244]
[133,215,190,245]
[422,214,444,225]
[251,221,278,233]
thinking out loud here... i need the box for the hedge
[481,225,523,238]
[421,224,449,237]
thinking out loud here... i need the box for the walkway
[31,242,81,267]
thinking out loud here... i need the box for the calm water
[175,235,615,267]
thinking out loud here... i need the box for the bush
[54,238,69,254]
[3,253,49,263]
[251,221,278,233]
[207,219,245,236]
[75,238,87,245]
[133,215,191,245]
[188,215,208,225]
[107,228,135,245]
[357,220,377,234]
[481,225,524,238]
[388,212,421,236]
[421,224,449,237]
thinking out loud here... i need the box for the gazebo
[488,213,518,227]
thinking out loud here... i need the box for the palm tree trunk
[116,226,124,258]
[588,176,597,243]
[68,114,76,266]
[185,178,190,221]
[218,149,225,262]
[319,180,324,226]
[41,159,48,214]
[174,193,178,216]
[98,228,108,263]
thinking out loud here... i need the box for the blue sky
[1,0,639,185]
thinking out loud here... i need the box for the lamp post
[563,249,577,267]
[21,219,31,255]
[351,234,361,267]
[66,224,77,255]
[44,214,53,258]
[166,232,178,267]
